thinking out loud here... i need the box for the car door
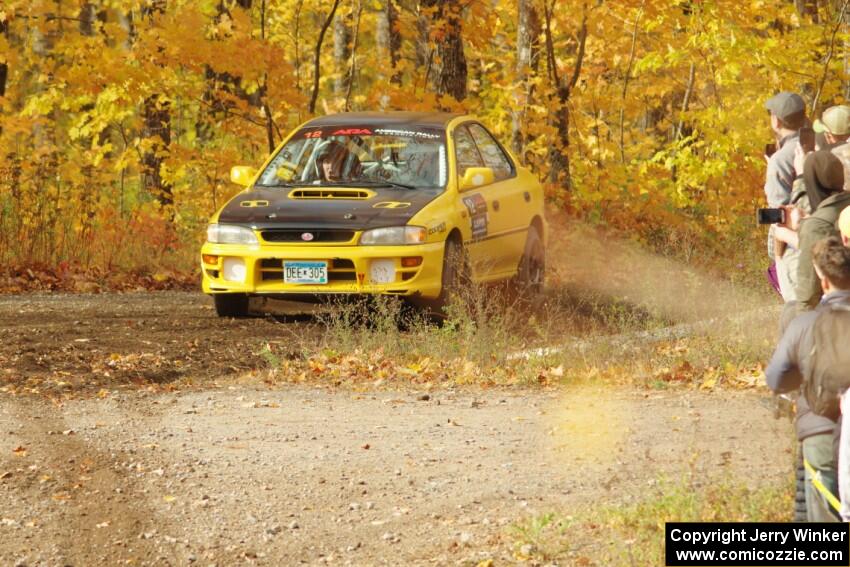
[454,123,526,278]
[452,124,503,279]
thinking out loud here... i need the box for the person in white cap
[814,105,850,191]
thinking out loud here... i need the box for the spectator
[773,144,815,316]
[764,92,807,302]
[814,105,850,191]
[766,236,850,522]
[796,151,850,311]
[839,207,850,246]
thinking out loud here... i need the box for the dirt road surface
[0,293,793,565]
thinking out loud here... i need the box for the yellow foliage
[0,0,844,276]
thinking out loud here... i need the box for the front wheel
[213,294,250,318]
[515,226,545,300]
[433,237,469,315]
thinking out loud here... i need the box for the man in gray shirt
[765,92,807,301]
[765,92,806,206]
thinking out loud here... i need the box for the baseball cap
[765,92,806,120]
[839,206,850,241]
[813,105,850,136]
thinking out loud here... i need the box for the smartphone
[765,142,777,158]
[757,208,786,225]
[799,126,815,153]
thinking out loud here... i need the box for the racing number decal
[462,194,488,239]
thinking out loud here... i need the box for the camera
[757,208,786,225]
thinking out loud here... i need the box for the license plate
[283,261,328,284]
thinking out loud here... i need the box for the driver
[315,141,360,183]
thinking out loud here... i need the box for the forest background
[0,0,846,288]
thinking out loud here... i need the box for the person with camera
[766,235,850,522]
[764,92,807,302]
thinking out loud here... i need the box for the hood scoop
[288,188,375,200]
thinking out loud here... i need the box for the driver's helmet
[316,140,360,181]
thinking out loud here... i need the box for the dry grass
[508,476,792,565]
[262,219,779,391]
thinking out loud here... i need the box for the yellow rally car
[201,112,546,317]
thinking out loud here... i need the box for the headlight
[207,224,259,245]
[360,226,427,245]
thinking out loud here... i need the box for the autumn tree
[512,0,541,157]
[421,0,467,102]
[376,0,401,85]
[2,0,850,279]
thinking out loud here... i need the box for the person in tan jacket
[814,105,850,191]
[795,152,850,311]
[840,207,850,246]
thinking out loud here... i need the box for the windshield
[257,126,448,189]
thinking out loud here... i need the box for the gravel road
[0,293,793,565]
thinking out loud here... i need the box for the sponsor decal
[331,128,372,136]
[374,128,442,140]
[428,222,447,235]
[462,194,488,239]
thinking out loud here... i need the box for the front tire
[515,226,545,299]
[434,237,468,315]
[214,294,250,318]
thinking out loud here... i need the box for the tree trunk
[0,17,8,142]
[794,0,819,21]
[376,0,401,84]
[309,0,342,114]
[511,0,541,157]
[416,6,429,70]
[141,1,173,215]
[333,5,352,96]
[0,18,8,101]
[421,0,467,102]
[543,3,587,190]
[142,94,173,211]
[198,0,258,141]
[344,1,362,111]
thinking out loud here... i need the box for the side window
[467,124,514,181]
[453,125,484,179]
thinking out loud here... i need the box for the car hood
[216,185,443,230]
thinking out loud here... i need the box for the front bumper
[200,241,445,300]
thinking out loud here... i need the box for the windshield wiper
[353,180,418,190]
[296,180,420,190]
[256,181,303,188]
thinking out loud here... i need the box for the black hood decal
[217,186,442,230]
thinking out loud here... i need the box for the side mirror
[459,167,495,192]
[230,166,257,187]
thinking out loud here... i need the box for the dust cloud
[544,217,779,341]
